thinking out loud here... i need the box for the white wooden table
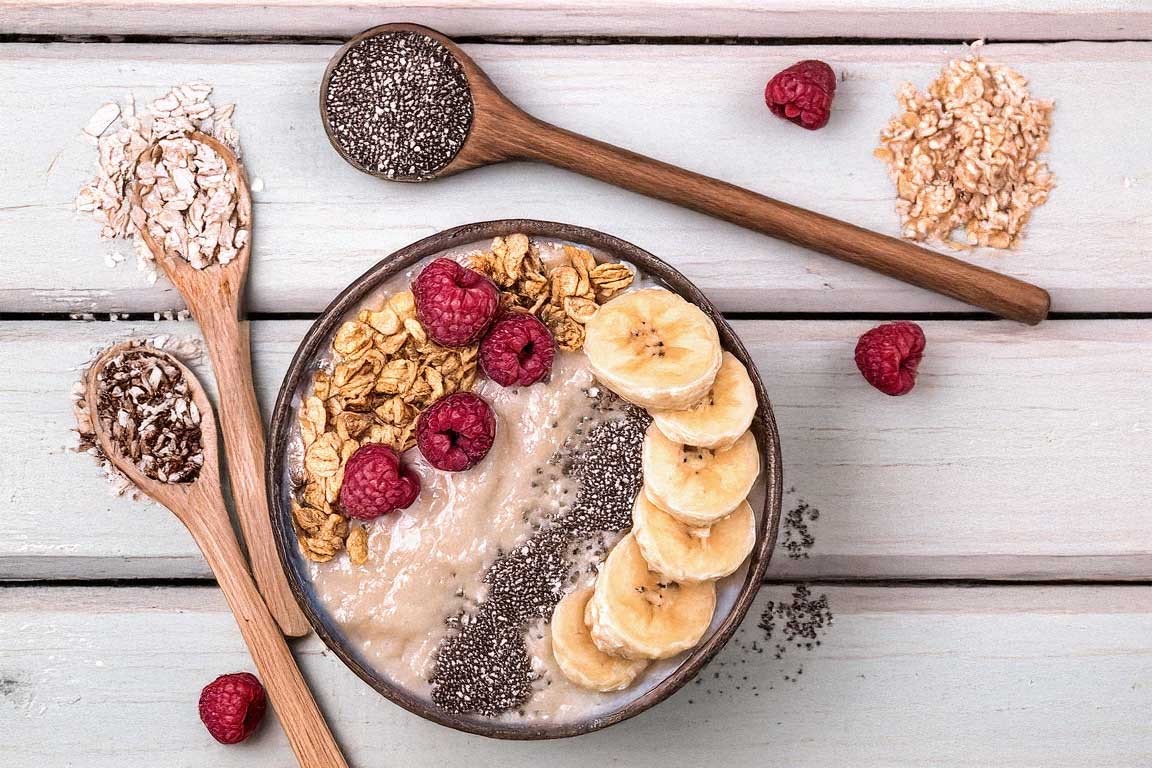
[3,3,1151,765]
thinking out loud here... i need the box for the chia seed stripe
[429,398,650,716]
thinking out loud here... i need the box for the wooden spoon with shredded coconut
[82,342,348,768]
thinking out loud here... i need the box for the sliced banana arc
[633,493,756,583]
[650,351,758,450]
[551,587,649,691]
[587,533,717,660]
[642,424,760,527]
[584,287,722,410]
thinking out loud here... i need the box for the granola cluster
[292,235,634,564]
[294,289,478,562]
[469,234,634,351]
[874,52,1055,249]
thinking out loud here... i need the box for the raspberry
[412,258,500,347]
[479,312,556,387]
[854,321,926,396]
[339,443,420,519]
[417,392,496,471]
[765,59,836,130]
[198,672,267,745]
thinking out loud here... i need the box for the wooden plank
[3,318,1149,581]
[3,584,1151,766]
[3,0,1150,40]
[1,42,1150,314]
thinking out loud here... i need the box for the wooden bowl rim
[266,219,783,740]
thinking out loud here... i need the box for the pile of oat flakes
[292,235,634,565]
[875,49,1055,249]
[74,83,246,276]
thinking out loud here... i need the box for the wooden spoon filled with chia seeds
[320,23,1051,325]
[83,342,349,768]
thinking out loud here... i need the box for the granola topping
[291,236,636,563]
[469,235,635,351]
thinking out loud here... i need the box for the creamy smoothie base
[286,238,762,723]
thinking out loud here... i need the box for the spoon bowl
[83,342,348,768]
[320,23,1050,325]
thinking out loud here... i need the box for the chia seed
[429,396,650,716]
[323,31,473,180]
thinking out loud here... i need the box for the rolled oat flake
[323,31,474,180]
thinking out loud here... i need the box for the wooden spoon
[130,132,310,637]
[321,23,1050,325]
[84,343,348,768]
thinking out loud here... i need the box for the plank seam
[3,34,1151,46]
[3,312,1150,322]
[3,577,1150,589]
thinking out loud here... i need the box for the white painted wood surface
[3,42,1151,314]
[4,584,1152,767]
[3,11,1151,764]
[4,0,1151,40]
[6,319,1149,581]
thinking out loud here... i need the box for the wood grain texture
[1,42,1150,314]
[3,584,1152,766]
[2,0,1150,39]
[3,318,1149,581]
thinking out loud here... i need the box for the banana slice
[551,587,649,691]
[650,351,757,450]
[584,287,722,410]
[642,424,759,526]
[587,533,717,660]
[633,492,756,583]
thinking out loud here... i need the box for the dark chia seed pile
[429,392,650,716]
[781,492,820,560]
[323,31,473,179]
[757,585,834,682]
[686,584,834,703]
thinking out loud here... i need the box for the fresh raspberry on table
[412,258,500,347]
[854,321,926,396]
[417,391,496,472]
[339,443,420,519]
[198,672,267,745]
[765,59,837,130]
[479,312,556,387]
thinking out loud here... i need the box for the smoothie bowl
[267,220,782,739]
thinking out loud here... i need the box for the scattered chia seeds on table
[323,31,473,180]
[429,396,649,716]
[781,496,820,560]
[758,585,833,682]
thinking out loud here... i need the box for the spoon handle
[509,118,1049,325]
[197,303,311,637]
[187,485,349,768]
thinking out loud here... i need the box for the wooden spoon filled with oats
[127,131,311,638]
[83,342,348,768]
